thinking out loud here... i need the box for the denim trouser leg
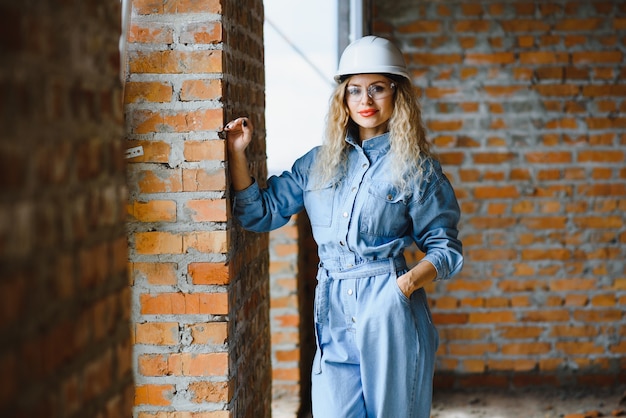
[311,266,439,418]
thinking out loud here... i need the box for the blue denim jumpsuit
[233,133,463,418]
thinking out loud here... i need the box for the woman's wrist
[398,260,437,297]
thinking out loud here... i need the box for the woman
[224,36,463,418]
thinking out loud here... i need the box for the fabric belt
[320,256,407,280]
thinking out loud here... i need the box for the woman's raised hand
[223,117,254,191]
[223,117,253,154]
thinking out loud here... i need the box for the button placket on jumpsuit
[233,132,463,418]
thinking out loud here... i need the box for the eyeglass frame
[344,81,397,103]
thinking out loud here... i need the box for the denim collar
[346,132,391,160]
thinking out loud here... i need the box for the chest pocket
[303,182,336,227]
[360,182,410,237]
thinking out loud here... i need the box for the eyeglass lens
[346,83,396,102]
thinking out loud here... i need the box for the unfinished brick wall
[0,1,132,417]
[125,0,270,416]
[269,217,301,400]
[269,214,316,411]
[371,0,626,388]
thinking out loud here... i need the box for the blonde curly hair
[312,75,434,191]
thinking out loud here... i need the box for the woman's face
[345,74,396,141]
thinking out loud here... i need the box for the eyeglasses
[345,82,396,102]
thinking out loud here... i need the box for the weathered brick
[583,85,626,97]
[187,322,228,345]
[410,53,463,65]
[556,342,604,356]
[138,353,228,376]
[572,51,623,64]
[180,22,223,44]
[465,248,517,261]
[469,216,516,229]
[272,367,300,381]
[465,52,515,65]
[424,87,460,99]
[455,20,490,32]
[399,20,442,33]
[129,200,177,223]
[428,119,464,131]
[522,310,570,322]
[578,183,626,197]
[432,313,469,325]
[135,384,175,406]
[131,108,223,134]
[188,262,229,285]
[578,150,624,163]
[521,216,567,230]
[135,322,180,345]
[125,82,173,103]
[133,262,178,286]
[469,311,516,323]
[137,169,183,194]
[449,342,498,355]
[474,185,519,199]
[182,168,226,191]
[573,309,623,322]
[502,342,551,356]
[525,151,572,164]
[183,231,228,254]
[185,199,227,222]
[183,139,226,162]
[126,140,171,163]
[140,292,228,315]
[439,327,491,341]
[590,294,615,307]
[498,326,544,339]
[520,52,569,64]
[130,50,223,74]
[500,19,549,32]
[135,232,183,255]
[180,79,223,101]
[188,381,230,403]
[473,152,516,164]
[534,84,580,96]
[166,0,222,13]
[134,0,222,15]
[489,359,537,372]
[270,294,298,309]
[129,23,174,44]
[556,18,603,31]
[573,216,622,229]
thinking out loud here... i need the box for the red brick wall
[0,1,133,417]
[126,0,270,416]
[269,213,316,413]
[371,0,626,388]
[223,2,272,415]
[269,217,301,400]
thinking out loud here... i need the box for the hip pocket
[413,287,434,325]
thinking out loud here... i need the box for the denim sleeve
[232,150,313,232]
[411,163,464,281]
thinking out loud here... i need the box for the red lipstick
[358,109,378,117]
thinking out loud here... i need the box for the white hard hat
[334,36,410,83]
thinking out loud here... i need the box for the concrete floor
[272,386,626,418]
[272,397,303,418]
[431,387,626,418]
